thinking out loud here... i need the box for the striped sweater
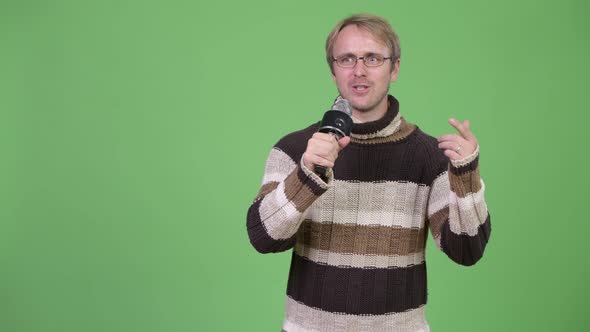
[247,95,491,332]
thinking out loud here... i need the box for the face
[331,25,400,117]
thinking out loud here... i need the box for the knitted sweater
[246,95,491,332]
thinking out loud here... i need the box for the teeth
[354,86,367,90]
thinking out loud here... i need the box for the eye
[339,56,356,65]
[366,55,382,65]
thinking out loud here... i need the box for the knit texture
[247,95,491,332]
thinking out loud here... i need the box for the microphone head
[318,96,353,138]
[332,96,352,117]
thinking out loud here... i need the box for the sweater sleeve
[246,147,332,254]
[427,145,492,266]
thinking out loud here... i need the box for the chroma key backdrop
[1,1,589,331]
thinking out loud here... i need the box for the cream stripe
[309,180,430,228]
[427,171,450,216]
[448,181,488,236]
[452,180,487,212]
[294,243,425,268]
[283,297,429,332]
[262,148,297,185]
[259,181,305,240]
[264,172,293,185]
[350,113,402,140]
[429,173,487,212]
[450,144,479,168]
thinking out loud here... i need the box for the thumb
[338,136,351,150]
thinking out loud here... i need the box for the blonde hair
[325,14,401,74]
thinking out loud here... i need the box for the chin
[340,92,382,113]
[349,100,377,113]
[344,97,365,109]
[350,94,389,113]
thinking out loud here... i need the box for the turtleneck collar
[349,95,416,144]
[351,95,399,135]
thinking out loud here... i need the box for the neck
[348,95,416,144]
[351,98,389,123]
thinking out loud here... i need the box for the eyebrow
[335,52,381,58]
[334,52,356,59]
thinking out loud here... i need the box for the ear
[390,58,401,82]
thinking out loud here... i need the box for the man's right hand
[302,132,351,171]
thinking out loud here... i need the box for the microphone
[314,97,353,180]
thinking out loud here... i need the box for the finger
[443,149,461,161]
[307,145,340,166]
[310,154,335,168]
[449,118,475,140]
[462,119,475,140]
[338,136,351,150]
[448,118,467,137]
[309,138,338,154]
[313,132,338,143]
[438,141,463,151]
[303,152,331,169]
[437,134,462,143]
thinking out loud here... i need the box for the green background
[1,0,589,331]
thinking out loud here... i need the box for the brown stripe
[255,181,279,201]
[428,206,449,238]
[448,166,482,198]
[351,118,416,145]
[298,220,426,256]
[283,168,321,212]
[449,155,479,175]
[287,254,427,314]
[441,213,491,266]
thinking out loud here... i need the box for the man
[247,13,491,332]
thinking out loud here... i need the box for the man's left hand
[437,118,478,161]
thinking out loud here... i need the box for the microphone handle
[314,165,329,182]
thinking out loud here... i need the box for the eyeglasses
[332,54,392,68]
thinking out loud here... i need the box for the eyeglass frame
[331,53,393,68]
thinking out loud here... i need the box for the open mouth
[352,85,369,92]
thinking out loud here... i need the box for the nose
[353,58,368,77]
